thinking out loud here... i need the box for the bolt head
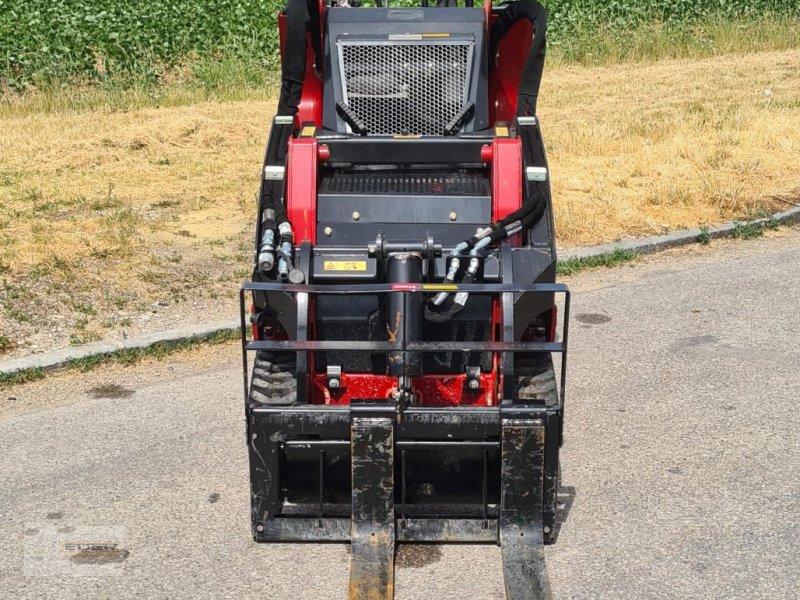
[449,211,458,221]
[352,211,360,221]
[543,526,551,534]
[324,226,333,237]
[256,525,264,532]
[468,379,480,390]
[328,379,340,389]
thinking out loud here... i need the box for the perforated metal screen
[339,41,473,136]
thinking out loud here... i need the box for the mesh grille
[340,41,472,136]
[323,169,487,196]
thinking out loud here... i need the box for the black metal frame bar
[249,404,552,528]
[239,280,570,406]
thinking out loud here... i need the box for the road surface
[1,230,799,599]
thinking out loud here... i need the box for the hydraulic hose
[424,264,478,323]
[278,0,322,116]
[489,0,548,116]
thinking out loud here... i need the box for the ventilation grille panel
[322,169,487,196]
[339,40,473,136]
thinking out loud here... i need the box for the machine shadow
[549,485,577,544]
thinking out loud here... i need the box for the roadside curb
[2,206,799,378]
[558,205,800,261]
[0,320,239,377]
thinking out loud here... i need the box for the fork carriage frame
[241,279,568,599]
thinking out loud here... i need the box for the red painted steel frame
[486,0,537,122]
[285,137,318,244]
[491,19,533,122]
[311,373,498,406]
[491,137,523,223]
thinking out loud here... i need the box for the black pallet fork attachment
[240,280,570,600]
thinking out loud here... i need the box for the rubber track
[514,353,558,406]
[248,351,297,405]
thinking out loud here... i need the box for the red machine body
[279,2,532,407]
[244,3,565,598]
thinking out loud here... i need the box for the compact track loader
[240,1,570,597]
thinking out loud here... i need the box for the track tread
[248,351,297,405]
[514,353,558,406]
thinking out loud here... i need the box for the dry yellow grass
[1,49,799,349]
[542,49,800,244]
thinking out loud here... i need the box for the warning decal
[323,260,367,272]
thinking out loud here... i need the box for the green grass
[0,328,239,388]
[1,0,798,102]
[558,213,789,276]
[557,248,638,276]
[3,12,797,117]
[731,217,779,240]
[66,328,240,371]
[0,367,45,387]
[546,13,800,66]
[0,334,14,352]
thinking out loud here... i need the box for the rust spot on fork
[348,530,395,600]
[386,311,401,343]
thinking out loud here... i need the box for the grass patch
[0,328,239,388]
[0,367,46,387]
[557,248,638,276]
[69,331,102,346]
[547,13,800,66]
[731,216,780,240]
[65,328,240,371]
[2,283,30,323]
[0,334,15,352]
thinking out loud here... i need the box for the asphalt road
[1,231,799,600]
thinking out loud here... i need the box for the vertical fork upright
[500,417,552,600]
[349,415,396,600]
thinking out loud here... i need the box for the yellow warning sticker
[423,284,459,291]
[422,33,450,38]
[324,261,367,272]
[300,125,316,137]
[495,126,509,137]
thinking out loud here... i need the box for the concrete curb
[558,205,800,261]
[0,320,239,376]
[3,206,799,378]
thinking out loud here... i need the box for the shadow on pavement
[549,485,577,544]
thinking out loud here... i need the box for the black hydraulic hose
[458,186,545,251]
[260,110,295,227]
[424,270,476,323]
[506,122,548,229]
[456,107,549,252]
[261,179,287,225]
[308,0,322,72]
[278,0,317,116]
[489,0,548,116]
